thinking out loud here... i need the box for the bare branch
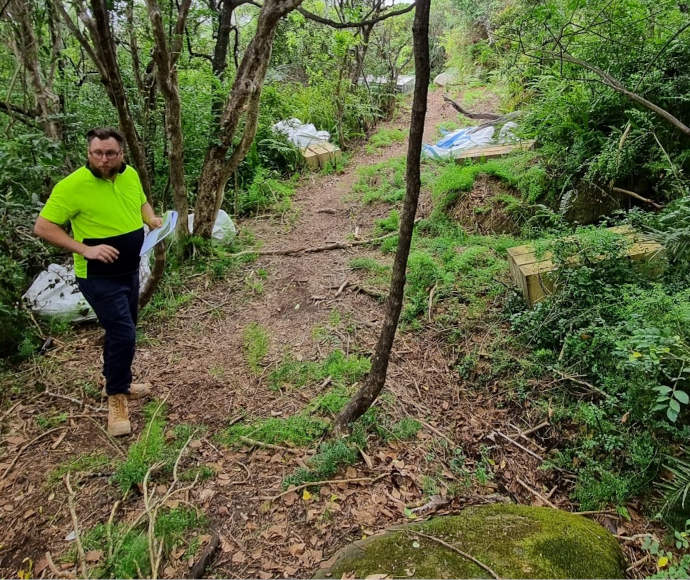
[550,50,690,136]
[297,1,415,29]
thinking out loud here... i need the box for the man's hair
[86,127,125,146]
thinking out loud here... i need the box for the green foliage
[375,209,400,234]
[377,417,421,442]
[283,438,360,488]
[500,0,690,203]
[643,534,690,579]
[392,218,515,321]
[366,128,407,153]
[353,157,407,204]
[47,452,113,486]
[431,153,548,215]
[509,223,690,509]
[220,414,329,447]
[79,506,205,578]
[35,411,68,430]
[236,167,296,216]
[112,403,198,493]
[243,322,270,375]
[269,350,371,391]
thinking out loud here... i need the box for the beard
[88,162,122,178]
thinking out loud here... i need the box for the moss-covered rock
[316,504,625,579]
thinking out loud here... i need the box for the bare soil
[0,89,656,578]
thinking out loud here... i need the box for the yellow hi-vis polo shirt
[40,164,147,278]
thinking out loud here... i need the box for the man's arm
[34,216,120,263]
[141,203,162,229]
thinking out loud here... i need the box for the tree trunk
[86,0,154,198]
[193,0,304,237]
[334,0,430,432]
[145,0,192,235]
[6,0,62,141]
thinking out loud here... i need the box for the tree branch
[297,1,415,29]
[541,50,690,136]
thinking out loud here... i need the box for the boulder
[316,504,625,579]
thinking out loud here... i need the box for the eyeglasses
[89,149,122,159]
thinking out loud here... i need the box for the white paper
[140,210,178,256]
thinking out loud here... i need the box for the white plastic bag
[187,209,237,243]
[23,259,152,323]
[272,118,330,149]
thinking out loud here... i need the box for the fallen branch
[611,186,663,210]
[418,419,456,449]
[64,474,88,578]
[515,476,557,508]
[411,530,500,579]
[187,533,220,579]
[262,473,387,503]
[1,427,67,479]
[551,369,609,399]
[230,222,420,259]
[45,551,75,578]
[45,390,106,412]
[442,95,502,120]
[493,430,543,462]
[87,416,126,458]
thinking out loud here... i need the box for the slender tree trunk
[86,0,154,198]
[334,0,430,432]
[145,0,192,235]
[193,0,304,238]
[7,0,62,140]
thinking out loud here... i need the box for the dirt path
[0,89,616,578]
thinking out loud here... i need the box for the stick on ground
[412,530,500,579]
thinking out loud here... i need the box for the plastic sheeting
[422,121,520,160]
[272,118,330,149]
[23,259,151,322]
[187,209,237,243]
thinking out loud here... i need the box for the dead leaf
[288,542,306,556]
[257,571,272,579]
[365,574,391,579]
[163,565,176,577]
[231,551,247,564]
[341,573,356,580]
[199,488,215,502]
[220,536,234,553]
[34,555,49,576]
[284,566,298,576]
[189,439,202,449]
[85,550,103,563]
[283,491,298,506]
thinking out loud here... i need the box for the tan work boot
[127,382,152,400]
[101,382,152,400]
[108,394,131,437]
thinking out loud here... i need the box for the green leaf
[667,408,679,422]
[669,398,681,412]
[674,390,689,404]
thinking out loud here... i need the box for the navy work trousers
[77,271,139,396]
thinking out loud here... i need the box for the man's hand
[146,216,163,229]
[82,244,120,263]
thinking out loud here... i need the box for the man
[34,127,162,437]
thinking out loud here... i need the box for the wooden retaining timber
[301,142,342,170]
[507,225,663,306]
[454,139,536,161]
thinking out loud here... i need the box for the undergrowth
[268,349,370,391]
